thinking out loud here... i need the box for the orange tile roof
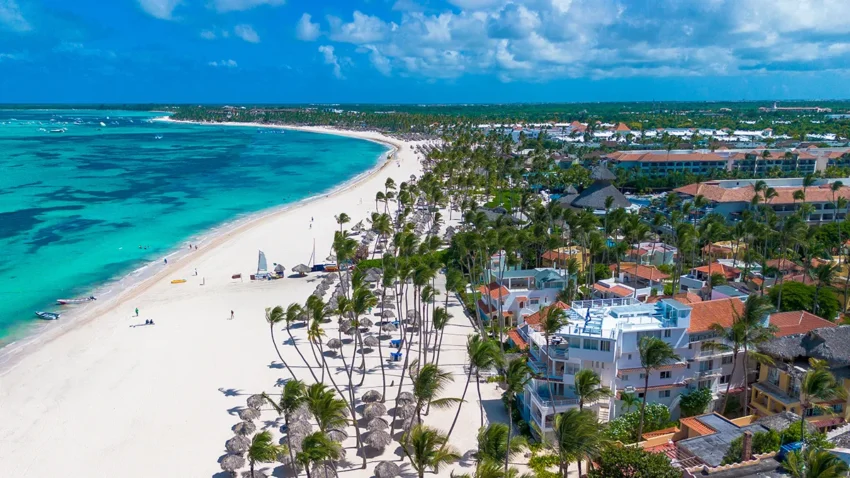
[694,262,741,280]
[609,151,726,163]
[643,427,679,439]
[615,122,631,132]
[688,298,744,333]
[523,301,571,329]
[645,292,702,305]
[593,283,633,297]
[675,181,850,205]
[507,329,528,351]
[477,299,496,315]
[680,417,716,437]
[645,443,678,460]
[769,311,837,337]
[611,263,670,281]
[478,282,510,300]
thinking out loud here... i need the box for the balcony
[541,344,569,360]
[697,368,722,378]
[529,387,580,411]
[753,381,800,406]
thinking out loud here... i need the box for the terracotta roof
[645,292,703,305]
[643,427,679,439]
[675,181,850,205]
[811,417,845,428]
[477,299,496,315]
[728,149,817,160]
[593,283,633,297]
[507,329,528,351]
[688,298,745,333]
[611,263,670,281]
[608,151,726,163]
[645,443,678,460]
[680,416,716,437]
[615,122,631,132]
[694,262,741,280]
[478,282,510,300]
[523,301,571,329]
[769,311,837,337]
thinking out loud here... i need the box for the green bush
[780,427,833,449]
[605,403,673,443]
[721,430,780,465]
[587,445,679,478]
[593,263,612,280]
[768,282,840,320]
[679,387,713,418]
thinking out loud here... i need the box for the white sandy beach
[0,125,510,478]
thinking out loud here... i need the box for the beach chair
[389,352,402,362]
[390,339,403,349]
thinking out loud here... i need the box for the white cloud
[318,45,344,79]
[234,24,260,43]
[0,0,30,31]
[365,45,392,76]
[209,0,285,13]
[0,52,20,61]
[208,59,238,67]
[296,13,320,41]
[327,11,392,44]
[137,0,182,20]
[200,29,217,40]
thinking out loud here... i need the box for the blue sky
[1,0,850,103]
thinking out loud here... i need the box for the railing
[754,381,800,405]
[571,297,638,309]
[542,345,569,360]
[697,368,722,378]
[529,387,580,409]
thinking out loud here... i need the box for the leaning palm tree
[798,358,848,443]
[502,357,532,475]
[637,336,680,440]
[809,263,840,315]
[305,383,348,433]
[410,360,460,422]
[296,431,343,478]
[538,305,568,415]
[450,459,518,478]
[334,212,350,233]
[404,424,461,478]
[733,294,776,414]
[619,392,640,413]
[783,448,850,478]
[476,423,526,468]
[265,306,296,380]
[447,334,503,436]
[246,431,284,477]
[552,409,606,478]
[574,368,613,411]
[283,302,319,382]
[263,379,306,468]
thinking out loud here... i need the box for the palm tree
[425,307,452,415]
[734,294,776,414]
[619,392,640,413]
[265,305,296,380]
[552,409,606,478]
[404,424,461,478]
[283,302,319,383]
[263,379,306,468]
[305,383,348,433]
[410,361,460,422]
[334,212,350,233]
[574,368,613,411]
[296,431,343,478]
[476,423,526,471]
[539,305,568,414]
[783,448,850,478]
[636,336,680,439]
[246,431,284,477]
[447,335,502,436]
[798,358,848,443]
[502,357,532,475]
[809,263,840,316]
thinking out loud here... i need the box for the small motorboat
[49,128,65,133]
[57,296,96,305]
[35,311,61,320]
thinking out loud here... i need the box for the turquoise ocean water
[0,110,389,347]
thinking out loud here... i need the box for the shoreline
[0,120,401,375]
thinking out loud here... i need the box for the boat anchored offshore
[57,296,96,305]
[35,311,61,320]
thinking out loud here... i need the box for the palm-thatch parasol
[364,429,392,449]
[406,310,421,320]
[397,391,415,404]
[293,264,311,276]
[359,317,374,328]
[291,403,312,421]
[380,302,396,310]
[312,463,335,478]
[363,335,379,348]
[362,390,383,403]
[363,402,388,419]
[241,470,268,478]
[287,419,313,436]
[326,338,343,351]
[220,454,246,473]
[238,408,260,421]
[402,414,421,430]
[232,420,256,436]
[396,403,416,420]
[326,428,349,442]
[368,417,390,431]
[338,320,352,333]
[381,323,397,333]
[246,394,265,410]
[226,435,251,454]
[375,461,401,478]
[381,309,395,318]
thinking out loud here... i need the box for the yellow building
[750,325,850,431]
[702,241,747,261]
[540,246,586,271]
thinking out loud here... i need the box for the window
[621,375,630,381]
[720,375,731,384]
[722,356,733,365]
[530,298,539,305]
[638,392,645,399]
[834,404,844,413]
[768,368,780,386]
[660,371,671,379]
[568,337,581,349]
[600,341,611,352]
[639,373,646,379]
[698,380,711,390]
[583,339,599,351]
[659,390,671,398]
[664,329,672,338]
[628,354,632,360]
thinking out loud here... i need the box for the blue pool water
[0,110,389,346]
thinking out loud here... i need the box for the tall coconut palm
[539,305,568,415]
[351,285,378,386]
[296,431,343,478]
[410,360,460,422]
[619,392,640,413]
[334,212,350,234]
[283,302,319,383]
[263,379,306,468]
[798,358,847,443]
[636,336,680,440]
[783,448,850,478]
[574,368,613,411]
[246,431,284,477]
[552,409,606,478]
[404,424,461,478]
[265,305,296,380]
[305,383,349,433]
[476,423,526,471]
[733,294,776,414]
[809,263,840,316]
[426,306,452,416]
[502,357,532,475]
[446,335,502,437]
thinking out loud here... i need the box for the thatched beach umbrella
[287,419,313,436]
[375,461,401,478]
[312,463,335,478]
[338,320,352,334]
[363,402,387,419]
[360,317,374,328]
[291,403,311,421]
[293,264,311,276]
[406,310,421,320]
[381,309,395,319]
[238,408,260,421]
[326,428,348,442]
[326,338,343,352]
[397,391,415,404]
[363,335,379,348]
[380,302,396,310]
[396,403,416,420]
[364,429,392,449]
[368,417,390,431]
[241,470,268,478]
[232,421,256,436]
[247,394,265,410]
[362,390,382,403]
[226,435,250,454]
[402,414,421,430]
[220,454,246,474]
[381,323,397,333]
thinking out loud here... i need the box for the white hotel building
[516,297,746,440]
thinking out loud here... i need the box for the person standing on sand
[230,310,234,320]
[135,308,139,317]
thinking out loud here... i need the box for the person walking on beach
[164,258,168,265]
[230,310,234,320]
[135,307,139,317]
